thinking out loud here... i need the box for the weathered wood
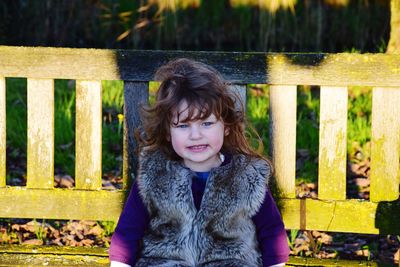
[0,245,108,266]
[0,244,107,255]
[2,46,400,86]
[318,87,348,200]
[287,256,378,266]
[0,254,108,267]
[0,187,125,220]
[265,53,400,87]
[0,77,5,188]
[75,80,102,190]
[229,84,247,112]
[370,87,400,202]
[269,86,297,198]
[123,82,149,187]
[27,79,54,189]
[281,198,400,235]
[0,185,397,234]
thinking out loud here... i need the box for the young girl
[109,58,289,267]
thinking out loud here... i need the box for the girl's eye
[176,124,188,129]
[202,121,214,127]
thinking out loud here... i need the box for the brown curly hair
[140,58,265,161]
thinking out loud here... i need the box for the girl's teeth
[190,145,206,149]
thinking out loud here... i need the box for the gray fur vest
[136,149,271,267]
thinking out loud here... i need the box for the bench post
[123,81,149,188]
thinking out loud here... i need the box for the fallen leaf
[87,225,104,236]
[355,178,370,188]
[355,249,369,257]
[79,239,94,246]
[312,230,322,238]
[22,239,43,245]
[59,175,75,188]
[319,232,333,245]
[80,220,96,226]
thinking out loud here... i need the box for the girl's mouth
[187,145,208,152]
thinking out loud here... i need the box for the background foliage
[0,0,390,52]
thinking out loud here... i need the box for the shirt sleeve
[110,261,132,267]
[109,182,150,266]
[252,189,290,267]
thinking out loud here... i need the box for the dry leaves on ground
[0,219,111,247]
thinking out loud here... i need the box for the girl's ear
[166,135,171,141]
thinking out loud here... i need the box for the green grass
[5,78,27,183]
[246,85,271,153]
[295,86,320,183]
[5,78,27,150]
[54,80,76,175]
[101,80,124,174]
[347,86,372,163]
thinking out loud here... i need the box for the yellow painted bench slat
[0,186,397,234]
[269,85,297,198]
[1,46,400,87]
[265,53,400,87]
[370,87,400,202]
[318,86,348,200]
[287,256,379,266]
[0,186,396,236]
[0,46,120,81]
[0,245,108,267]
[0,77,5,188]
[282,198,381,234]
[0,187,125,220]
[75,80,102,190]
[27,79,54,189]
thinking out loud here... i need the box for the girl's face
[170,101,228,172]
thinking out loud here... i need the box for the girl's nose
[189,125,202,139]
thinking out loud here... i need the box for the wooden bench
[0,46,399,266]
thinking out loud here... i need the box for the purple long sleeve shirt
[109,175,290,266]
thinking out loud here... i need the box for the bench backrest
[0,46,399,235]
